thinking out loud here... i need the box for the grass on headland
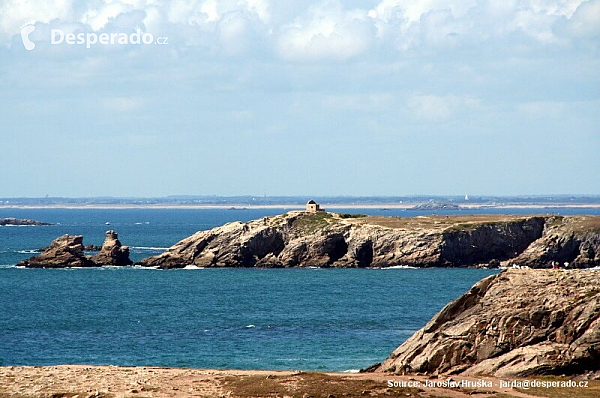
[337,213,368,219]
[291,212,336,234]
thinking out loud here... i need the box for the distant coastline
[2,203,600,209]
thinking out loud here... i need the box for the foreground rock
[373,269,600,377]
[0,217,52,226]
[17,235,95,268]
[17,231,132,268]
[138,212,600,269]
[91,230,132,266]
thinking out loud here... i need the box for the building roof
[307,200,317,204]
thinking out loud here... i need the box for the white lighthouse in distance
[465,194,469,201]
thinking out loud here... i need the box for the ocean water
[0,207,598,371]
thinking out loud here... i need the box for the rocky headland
[15,212,600,269]
[138,212,600,269]
[17,230,131,268]
[0,217,52,226]
[372,268,600,378]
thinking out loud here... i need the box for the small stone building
[306,200,322,212]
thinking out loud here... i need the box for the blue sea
[1,207,598,371]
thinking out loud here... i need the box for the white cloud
[1,0,599,53]
[100,96,147,113]
[408,94,481,121]
[369,0,475,23]
[322,93,394,111]
[518,101,567,117]
[564,0,600,38]
[81,3,128,31]
[276,1,373,60]
[165,0,269,25]
[0,0,74,43]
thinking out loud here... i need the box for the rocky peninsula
[372,268,600,378]
[15,212,600,269]
[138,211,600,269]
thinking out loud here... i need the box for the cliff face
[137,212,597,269]
[507,216,600,268]
[374,269,600,377]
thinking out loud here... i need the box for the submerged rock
[91,230,132,266]
[17,234,95,268]
[372,269,600,377]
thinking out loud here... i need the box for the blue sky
[1,0,599,197]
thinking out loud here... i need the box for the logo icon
[20,21,36,50]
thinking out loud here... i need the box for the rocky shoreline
[371,268,600,378]
[14,212,600,269]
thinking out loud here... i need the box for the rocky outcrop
[90,230,132,266]
[408,202,461,210]
[17,235,95,268]
[17,231,132,268]
[507,216,600,268]
[0,218,52,226]
[136,212,585,269]
[372,269,600,377]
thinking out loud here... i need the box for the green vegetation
[357,214,532,231]
[338,213,367,219]
[444,221,505,233]
[291,212,335,234]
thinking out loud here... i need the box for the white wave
[245,324,256,328]
[379,265,418,269]
[343,369,360,373]
[131,265,160,270]
[0,264,15,268]
[130,246,169,250]
[183,265,205,270]
[17,250,39,254]
[134,222,143,225]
